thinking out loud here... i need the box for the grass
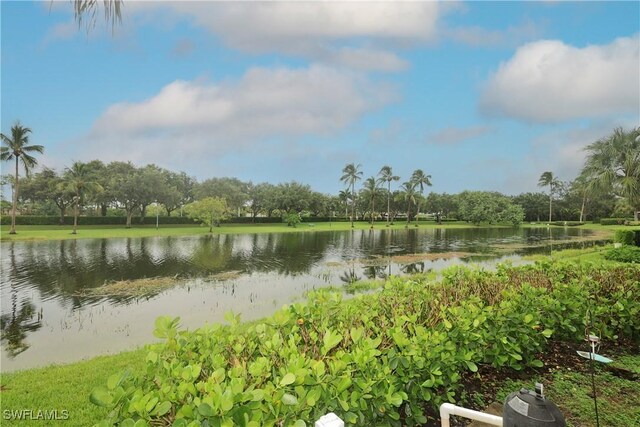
[522,245,612,262]
[493,354,640,427]
[1,220,630,242]
[0,348,146,426]
[0,221,517,242]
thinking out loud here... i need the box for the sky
[2,1,639,196]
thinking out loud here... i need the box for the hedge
[0,216,195,226]
[600,218,635,225]
[551,221,586,227]
[614,230,636,245]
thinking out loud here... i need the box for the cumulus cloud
[480,35,640,122]
[428,125,494,145]
[81,65,395,166]
[120,2,440,72]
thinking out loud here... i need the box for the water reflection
[0,227,604,369]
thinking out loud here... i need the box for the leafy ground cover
[86,261,638,426]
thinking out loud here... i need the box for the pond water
[0,226,605,371]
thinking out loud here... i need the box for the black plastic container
[503,383,565,426]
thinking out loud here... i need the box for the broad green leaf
[292,420,306,427]
[154,401,172,416]
[198,403,215,417]
[465,361,478,372]
[89,387,113,407]
[282,393,298,406]
[280,373,296,387]
[530,359,544,368]
[542,329,554,338]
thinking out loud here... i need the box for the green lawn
[0,220,512,242]
[0,349,146,426]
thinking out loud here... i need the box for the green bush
[551,221,585,227]
[614,230,636,245]
[604,246,640,263]
[600,218,634,226]
[90,262,640,426]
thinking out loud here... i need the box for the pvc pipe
[440,403,503,427]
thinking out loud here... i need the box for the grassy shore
[0,220,623,242]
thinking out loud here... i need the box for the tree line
[2,122,638,233]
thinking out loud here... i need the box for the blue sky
[2,1,639,195]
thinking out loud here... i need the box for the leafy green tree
[512,192,547,222]
[283,212,302,228]
[136,165,166,222]
[538,171,560,223]
[582,127,640,221]
[21,169,74,224]
[340,163,363,228]
[458,191,522,225]
[194,177,249,217]
[424,192,459,223]
[396,181,418,228]
[410,169,432,226]
[361,177,380,228]
[84,160,110,216]
[184,197,229,232]
[1,122,44,234]
[64,161,103,234]
[107,162,143,228]
[377,165,400,226]
[247,182,276,220]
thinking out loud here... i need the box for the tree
[1,122,44,234]
[194,177,249,217]
[73,0,123,31]
[107,161,143,228]
[361,177,380,228]
[581,127,640,221]
[512,192,548,222]
[338,190,350,219]
[64,161,103,234]
[377,165,400,226]
[340,163,363,228]
[396,181,417,228]
[538,171,560,223]
[458,191,523,225]
[184,197,229,232]
[410,169,432,227]
[21,169,73,224]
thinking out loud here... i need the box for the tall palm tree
[538,171,560,223]
[338,190,350,219]
[340,163,362,228]
[377,165,400,226]
[65,161,103,234]
[1,122,44,234]
[410,169,432,227]
[397,181,418,228]
[582,127,640,221]
[362,176,380,228]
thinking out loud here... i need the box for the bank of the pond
[0,221,626,242]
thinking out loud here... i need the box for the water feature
[0,226,605,371]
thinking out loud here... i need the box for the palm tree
[65,161,103,234]
[397,181,418,228]
[340,163,363,228]
[1,122,44,234]
[338,189,350,219]
[410,169,432,227]
[74,0,123,31]
[362,176,380,228]
[377,165,400,226]
[582,127,640,221]
[538,171,560,223]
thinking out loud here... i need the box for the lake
[0,226,605,371]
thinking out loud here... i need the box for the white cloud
[79,65,395,166]
[480,35,640,122]
[120,2,440,72]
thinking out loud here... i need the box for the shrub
[604,246,640,263]
[614,230,636,245]
[551,221,585,227]
[600,218,634,226]
[90,262,640,426]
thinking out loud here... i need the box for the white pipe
[440,403,503,427]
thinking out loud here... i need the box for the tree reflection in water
[0,293,42,358]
